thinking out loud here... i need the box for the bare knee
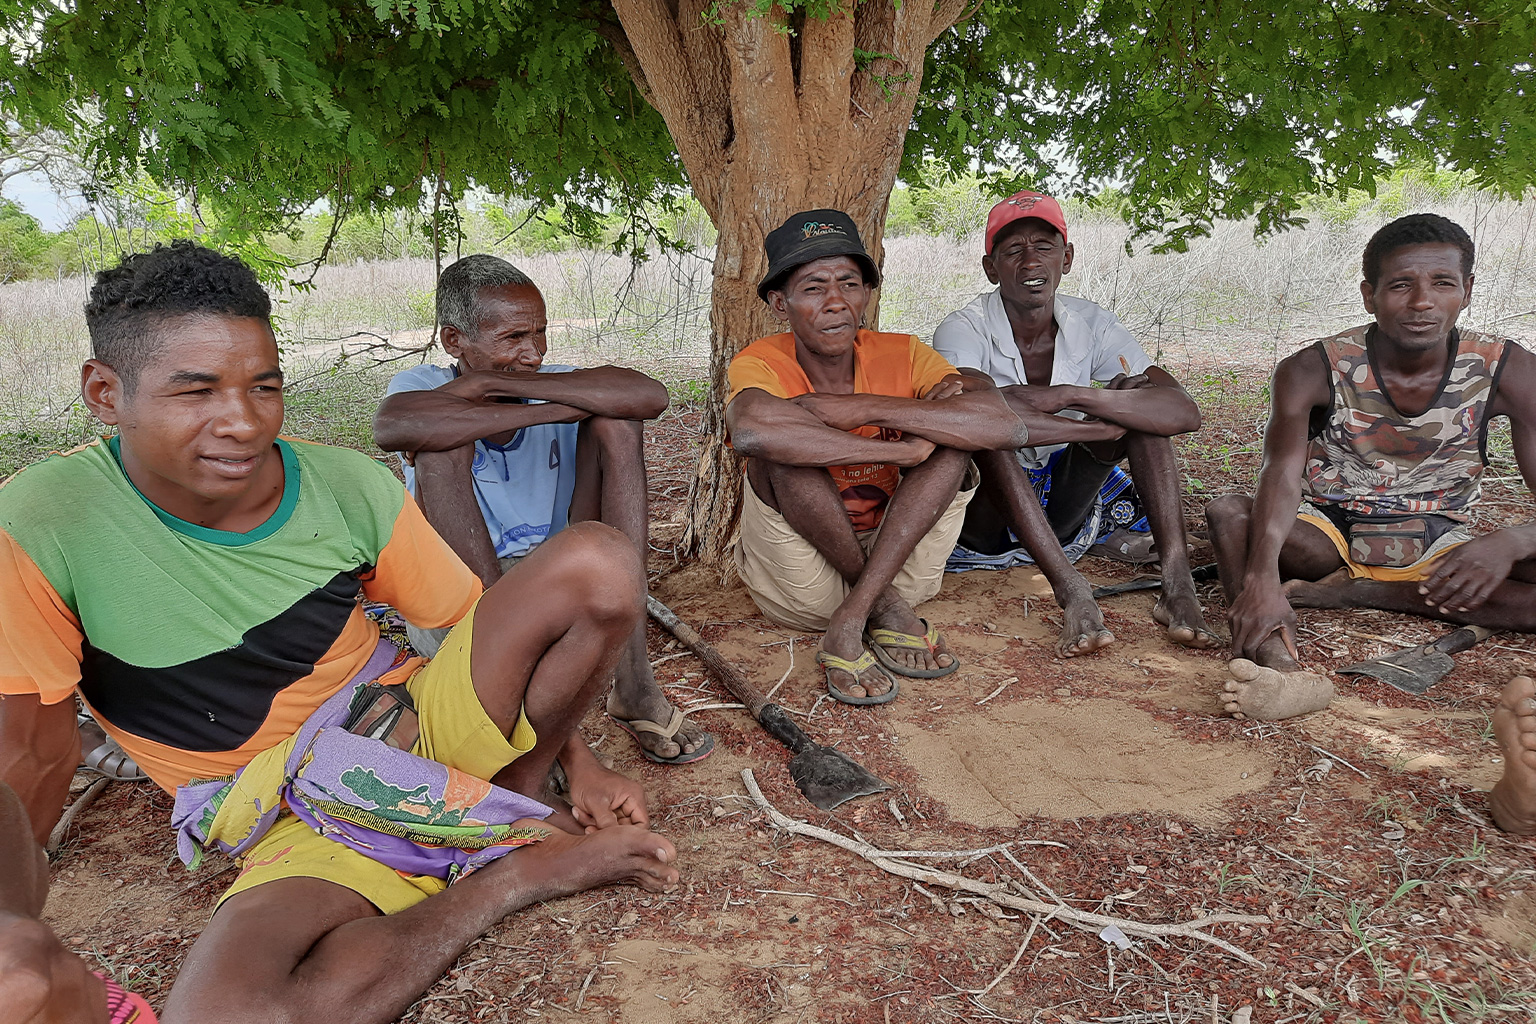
[1204,493,1253,528]
[413,443,475,481]
[542,522,645,625]
[927,443,971,470]
[584,414,644,450]
[750,458,837,512]
[1124,429,1171,458]
[757,457,824,488]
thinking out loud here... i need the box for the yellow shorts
[219,601,539,915]
[1297,503,1472,583]
[733,464,978,632]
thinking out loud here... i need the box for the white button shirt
[932,289,1153,469]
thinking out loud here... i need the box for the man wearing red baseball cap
[932,190,1218,658]
[725,209,1029,704]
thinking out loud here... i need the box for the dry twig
[47,776,111,857]
[740,769,1270,966]
[975,676,1019,705]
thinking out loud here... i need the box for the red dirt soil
[42,370,1536,1024]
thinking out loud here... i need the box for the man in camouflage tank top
[1205,214,1536,835]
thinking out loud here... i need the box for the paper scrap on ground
[1098,924,1133,950]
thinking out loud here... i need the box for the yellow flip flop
[817,648,900,705]
[865,619,960,678]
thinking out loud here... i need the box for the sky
[4,170,86,230]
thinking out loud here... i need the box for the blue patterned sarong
[946,448,1149,571]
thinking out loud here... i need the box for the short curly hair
[84,241,272,391]
[1362,214,1474,287]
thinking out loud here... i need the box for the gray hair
[436,254,536,335]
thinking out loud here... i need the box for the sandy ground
[35,397,1536,1023]
[42,551,1536,1023]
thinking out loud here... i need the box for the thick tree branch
[742,770,1271,966]
[720,3,803,212]
[609,0,731,206]
[676,0,732,142]
[798,5,856,160]
[931,0,984,43]
[590,19,656,106]
[849,3,927,125]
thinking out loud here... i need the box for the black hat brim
[757,240,880,301]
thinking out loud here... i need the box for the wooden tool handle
[1431,625,1496,656]
[647,596,768,718]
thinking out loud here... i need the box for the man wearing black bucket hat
[725,210,1029,705]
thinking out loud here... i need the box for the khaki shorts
[734,465,978,631]
[220,601,538,915]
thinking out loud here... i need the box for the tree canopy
[3,1,1531,250]
[4,0,1533,556]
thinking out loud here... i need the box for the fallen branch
[47,777,110,857]
[740,769,1269,966]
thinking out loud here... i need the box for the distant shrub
[904,162,993,240]
[0,200,50,282]
[1302,162,1478,225]
[885,186,922,236]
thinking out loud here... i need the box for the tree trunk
[604,0,976,564]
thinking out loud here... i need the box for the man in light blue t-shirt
[375,255,713,765]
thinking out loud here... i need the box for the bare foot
[1490,676,1536,835]
[1222,659,1335,721]
[1282,568,1354,609]
[820,616,894,701]
[535,784,586,835]
[1056,580,1114,658]
[865,596,954,675]
[1152,586,1221,649]
[498,818,679,896]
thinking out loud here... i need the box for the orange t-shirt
[727,330,958,531]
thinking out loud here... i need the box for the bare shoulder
[1271,345,1331,411]
[1490,340,1536,420]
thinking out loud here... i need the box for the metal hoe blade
[758,704,889,810]
[647,596,889,810]
[787,744,890,810]
[1338,646,1456,695]
[1336,625,1496,696]
[1091,563,1219,600]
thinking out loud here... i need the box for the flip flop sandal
[865,619,961,678]
[81,735,149,782]
[817,648,900,706]
[610,708,716,765]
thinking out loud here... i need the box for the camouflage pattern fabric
[1302,325,1510,517]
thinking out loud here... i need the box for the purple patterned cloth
[173,639,552,883]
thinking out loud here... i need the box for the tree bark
[605,0,975,564]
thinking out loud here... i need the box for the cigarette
[1119,356,1132,375]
